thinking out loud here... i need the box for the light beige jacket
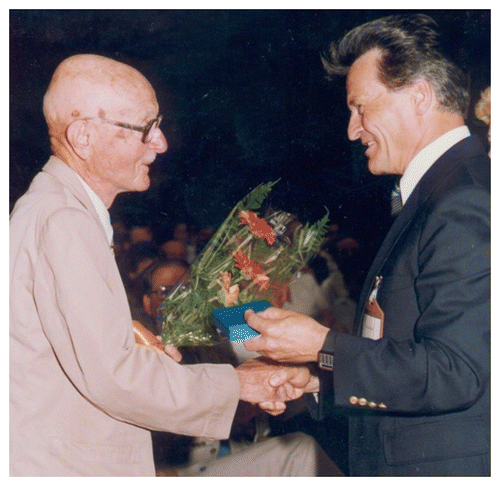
[10,156,239,476]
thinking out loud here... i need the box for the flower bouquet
[159,180,329,348]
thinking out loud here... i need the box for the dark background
[10,9,491,256]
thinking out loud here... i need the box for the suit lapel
[354,194,419,331]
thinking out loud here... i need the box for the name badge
[362,276,384,340]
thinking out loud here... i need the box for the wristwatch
[318,330,336,371]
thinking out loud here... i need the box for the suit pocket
[383,417,489,466]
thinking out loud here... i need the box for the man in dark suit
[243,14,490,476]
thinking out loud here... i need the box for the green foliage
[239,180,280,211]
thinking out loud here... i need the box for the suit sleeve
[317,185,490,416]
[36,206,240,439]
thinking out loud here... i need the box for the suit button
[368,401,377,408]
[378,402,387,409]
[349,396,358,405]
[358,398,367,406]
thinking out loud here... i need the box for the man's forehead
[346,51,384,104]
[153,265,189,284]
[77,77,158,120]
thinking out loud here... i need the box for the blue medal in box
[211,301,271,343]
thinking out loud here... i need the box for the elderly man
[244,14,490,476]
[9,54,315,476]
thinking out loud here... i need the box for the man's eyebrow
[143,111,160,123]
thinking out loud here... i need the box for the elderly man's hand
[235,358,318,413]
[243,307,330,363]
[132,320,182,362]
[256,363,320,415]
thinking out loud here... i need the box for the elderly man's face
[346,49,417,176]
[91,85,168,195]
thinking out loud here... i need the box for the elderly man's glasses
[90,115,163,144]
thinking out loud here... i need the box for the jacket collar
[42,156,105,239]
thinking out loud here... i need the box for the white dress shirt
[400,126,470,204]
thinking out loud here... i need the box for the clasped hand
[235,357,318,416]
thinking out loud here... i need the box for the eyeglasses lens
[143,116,162,143]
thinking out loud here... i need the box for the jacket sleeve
[35,206,240,439]
[317,185,490,416]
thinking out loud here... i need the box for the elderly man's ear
[66,119,94,159]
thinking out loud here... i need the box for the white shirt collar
[400,126,470,204]
[75,174,114,246]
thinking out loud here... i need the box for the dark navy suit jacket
[314,134,490,476]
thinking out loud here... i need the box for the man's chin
[367,158,383,175]
[133,176,151,192]
[367,156,395,176]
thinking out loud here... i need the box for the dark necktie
[390,183,402,216]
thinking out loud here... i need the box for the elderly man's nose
[150,129,168,153]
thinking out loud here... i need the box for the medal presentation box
[211,301,271,343]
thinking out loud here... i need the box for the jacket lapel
[354,194,419,330]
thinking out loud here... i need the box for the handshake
[234,357,319,415]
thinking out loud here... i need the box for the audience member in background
[141,257,191,336]
[123,242,161,328]
[474,86,491,156]
[172,222,189,242]
[160,238,189,263]
[111,219,131,275]
[127,242,160,283]
[172,222,198,263]
[319,249,356,334]
[129,224,154,246]
[282,267,329,318]
[193,225,215,254]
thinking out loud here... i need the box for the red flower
[233,249,270,290]
[239,210,276,245]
